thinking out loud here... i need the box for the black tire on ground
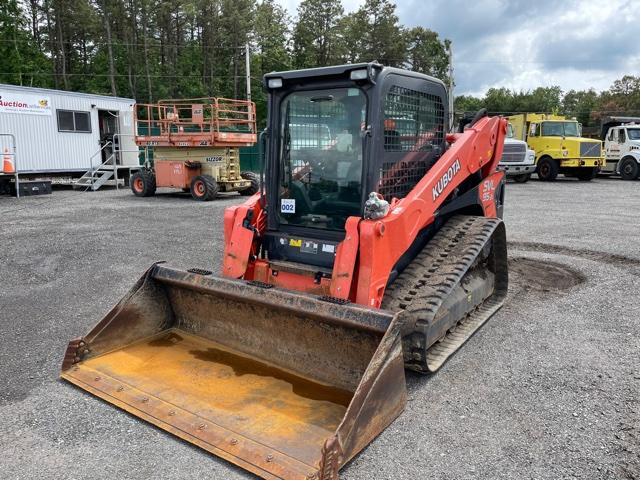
[513,173,530,183]
[576,167,597,181]
[619,157,639,180]
[240,171,260,196]
[130,171,156,197]
[537,157,559,181]
[190,175,218,201]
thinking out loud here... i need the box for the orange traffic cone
[2,148,16,173]
[3,148,15,174]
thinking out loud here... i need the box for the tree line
[1,0,638,128]
[0,0,451,124]
[455,76,640,127]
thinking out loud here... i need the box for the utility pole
[448,43,454,132]
[245,43,251,103]
[245,42,254,128]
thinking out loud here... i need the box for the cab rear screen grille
[379,86,445,199]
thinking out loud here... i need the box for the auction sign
[0,91,52,116]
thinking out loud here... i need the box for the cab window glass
[277,88,367,231]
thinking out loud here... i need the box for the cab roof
[263,62,446,90]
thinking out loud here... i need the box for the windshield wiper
[282,102,291,188]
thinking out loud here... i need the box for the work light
[267,78,283,89]
[350,69,369,80]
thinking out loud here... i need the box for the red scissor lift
[131,98,258,201]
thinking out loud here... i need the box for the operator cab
[262,63,448,268]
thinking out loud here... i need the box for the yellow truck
[508,113,605,181]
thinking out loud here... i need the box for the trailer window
[57,110,91,133]
[379,85,445,199]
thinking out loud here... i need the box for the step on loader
[62,63,508,480]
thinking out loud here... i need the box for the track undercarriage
[384,215,508,372]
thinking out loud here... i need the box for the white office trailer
[0,84,142,193]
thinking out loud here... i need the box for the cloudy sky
[279,0,639,96]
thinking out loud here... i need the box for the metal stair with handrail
[73,141,124,191]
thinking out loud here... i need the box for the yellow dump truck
[508,113,604,181]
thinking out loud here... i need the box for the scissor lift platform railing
[134,97,257,148]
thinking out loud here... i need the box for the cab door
[618,129,627,158]
[606,128,621,161]
[526,122,542,161]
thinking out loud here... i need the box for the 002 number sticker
[281,199,296,214]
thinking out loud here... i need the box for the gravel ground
[0,177,638,480]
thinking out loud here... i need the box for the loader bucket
[61,264,406,480]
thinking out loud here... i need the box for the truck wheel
[190,175,218,201]
[619,157,639,180]
[130,171,156,197]
[536,157,558,181]
[513,173,530,183]
[576,167,597,181]
[240,171,260,196]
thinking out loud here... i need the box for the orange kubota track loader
[61,63,508,480]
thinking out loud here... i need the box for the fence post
[114,134,119,190]
[13,134,18,198]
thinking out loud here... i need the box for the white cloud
[396,0,638,95]
[276,0,639,96]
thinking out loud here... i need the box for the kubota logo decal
[432,159,461,201]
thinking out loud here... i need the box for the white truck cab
[601,117,640,180]
[498,123,536,183]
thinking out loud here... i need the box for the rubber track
[382,215,508,373]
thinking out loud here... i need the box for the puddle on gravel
[508,257,586,292]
